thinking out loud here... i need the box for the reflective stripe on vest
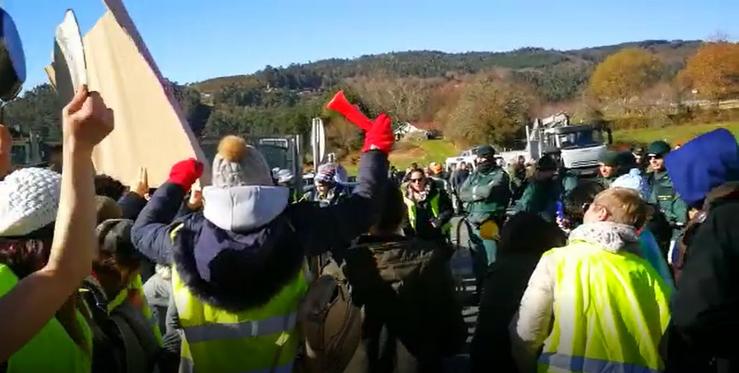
[169,224,308,373]
[539,242,671,373]
[540,353,661,373]
[182,312,297,343]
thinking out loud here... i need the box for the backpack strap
[110,313,149,373]
[111,302,162,371]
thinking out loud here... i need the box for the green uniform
[458,166,511,225]
[648,170,688,226]
[597,175,616,188]
[513,178,561,222]
[458,166,511,276]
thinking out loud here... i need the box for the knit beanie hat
[212,135,273,187]
[0,168,62,237]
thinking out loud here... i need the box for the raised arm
[292,150,388,256]
[0,86,113,360]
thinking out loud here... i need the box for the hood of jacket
[568,221,642,256]
[173,187,304,312]
[665,128,739,207]
[202,185,289,232]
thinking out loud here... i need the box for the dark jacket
[664,184,739,373]
[451,168,470,192]
[131,150,387,312]
[341,235,466,373]
[118,192,148,221]
[470,251,542,373]
[513,177,561,222]
[403,182,453,241]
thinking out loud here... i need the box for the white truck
[444,146,503,173]
[500,113,612,176]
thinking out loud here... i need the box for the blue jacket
[131,150,388,311]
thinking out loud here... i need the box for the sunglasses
[410,178,425,183]
[648,154,663,160]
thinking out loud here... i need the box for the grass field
[614,122,739,145]
[342,139,459,174]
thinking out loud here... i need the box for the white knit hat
[212,135,273,188]
[0,168,62,237]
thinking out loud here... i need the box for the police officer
[646,140,687,257]
[597,151,620,188]
[458,145,511,288]
[513,155,561,222]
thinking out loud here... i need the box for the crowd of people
[0,85,738,373]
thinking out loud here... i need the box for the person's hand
[168,158,203,192]
[362,113,394,154]
[187,189,203,210]
[133,167,149,198]
[62,85,114,152]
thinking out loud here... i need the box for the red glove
[363,113,394,154]
[168,158,203,191]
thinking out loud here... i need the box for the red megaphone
[326,90,372,131]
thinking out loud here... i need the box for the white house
[394,122,431,140]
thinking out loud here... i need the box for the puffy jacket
[511,222,672,373]
[132,150,388,269]
[341,235,466,373]
[664,183,739,373]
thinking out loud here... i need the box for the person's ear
[596,205,609,222]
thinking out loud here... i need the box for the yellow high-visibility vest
[537,242,671,373]
[0,264,92,373]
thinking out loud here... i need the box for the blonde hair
[592,187,652,228]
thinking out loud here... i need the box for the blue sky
[4,0,737,89]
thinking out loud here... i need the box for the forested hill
[4,39,703,151]
[194,39,701,97]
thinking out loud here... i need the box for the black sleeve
[671,202,739,358]
[289,150,388,257]
[131,183,187,265]
[118,192,148,220]
[437,188,454,225]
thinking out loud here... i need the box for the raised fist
[62,85,114,151]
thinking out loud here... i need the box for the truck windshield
[557,129,605,148]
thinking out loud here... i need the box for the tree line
[5,39,737,154]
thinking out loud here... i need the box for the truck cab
[200,134,304,193]
[537,123,612,175]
